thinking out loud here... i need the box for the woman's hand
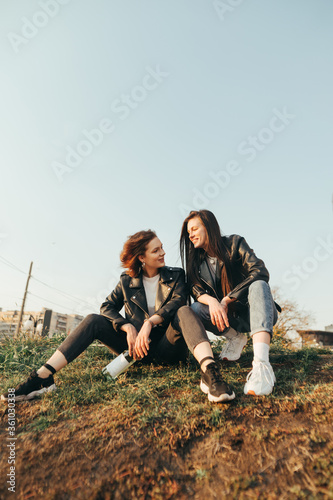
[207,297,229,332]
[121,324,139,358]
[134,320,153,359]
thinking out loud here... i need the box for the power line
[0,255,27,274]
[0,254,97,309]
[31,275,96,308]
[28,292,91,314]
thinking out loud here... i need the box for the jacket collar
[199,258,223,293]
[155,267,176,311]
[129,267,174,288]
[199,259,215,288]
[129,267,176,315]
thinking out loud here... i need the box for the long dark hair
[120,230,157,277]
[180,210,233,296]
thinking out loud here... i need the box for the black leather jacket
[191,234,280,312]
[100,266,187,333]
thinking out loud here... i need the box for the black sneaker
[1,369,57,402]
[200,362,235,402]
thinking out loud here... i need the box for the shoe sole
[219,337,248,362]
[245,388,273,396]
[245,391,273,397]
[1,384,57,402]
[200,380,235,403]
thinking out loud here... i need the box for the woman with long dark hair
[180,210,280,396]
[2,230,235,403]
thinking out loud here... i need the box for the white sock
[253,342,270,363]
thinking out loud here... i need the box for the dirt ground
[1,356,333,500]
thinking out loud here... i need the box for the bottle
[102,350,136,380]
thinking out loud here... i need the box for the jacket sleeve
[227,236,269,303]
[100,279,130,332]
[155,269,188,323]
[191,282,208,301]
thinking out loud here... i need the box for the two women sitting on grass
[1,210,280,404]
[1,228,235,404]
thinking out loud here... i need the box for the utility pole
[15,261,33,336]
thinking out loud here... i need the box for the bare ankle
[37,367,53,378]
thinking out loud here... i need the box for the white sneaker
[219,329,248,361]
[244,360,276,396]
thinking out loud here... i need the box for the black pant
[57,305,208,364]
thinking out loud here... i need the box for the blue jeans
[191,280,278,337]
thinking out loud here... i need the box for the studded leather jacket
[100,266,187,333]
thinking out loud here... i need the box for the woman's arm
[134,270,187,358]
[134,315,163,358]
[154,269,187,323]
[227,235,269,303]
[100,279,141,357]
[191,281,209,301]
[197,293,236,332]
[100,279,130,332]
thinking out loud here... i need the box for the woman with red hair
[2,230,235,404]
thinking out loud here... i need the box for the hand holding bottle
[135,319,153,358]
[121,323,139,359]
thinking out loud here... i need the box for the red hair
[120,230,157,277]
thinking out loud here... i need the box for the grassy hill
[1,334,333,499]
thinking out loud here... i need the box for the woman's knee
[191,302,204,315]
[74,313,106,336]
[175,305,191,319]
[191,301,210,320]
[83,313,102,326]
[249,280,270,294]
[248,280,272,303]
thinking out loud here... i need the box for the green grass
[0,333,331,439]
[1,333,333,499]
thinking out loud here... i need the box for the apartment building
[0,308,83,336]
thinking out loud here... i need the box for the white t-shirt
[142,274,160,316]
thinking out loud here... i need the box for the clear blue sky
[1,0,332,329]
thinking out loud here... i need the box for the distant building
[0,310,44,332]
[0,322,13,334]
[325,324,333,332]
[66,314,85,334]
[46,310,84,336]
[0,308,83,337]
[297,329,333,347]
